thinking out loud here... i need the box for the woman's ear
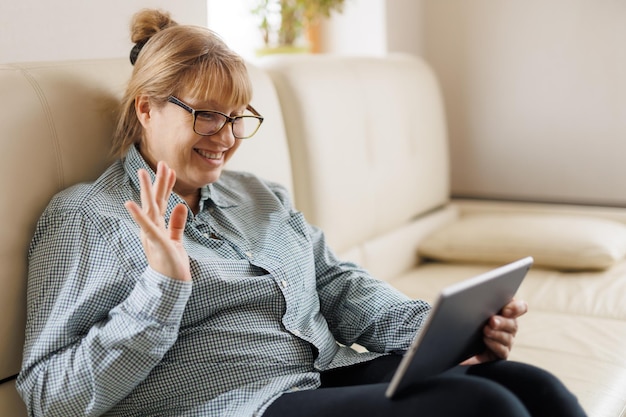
[135,95,152,128]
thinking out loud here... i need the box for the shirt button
[202,233,209,238]
[245,251,254,259]
[292,329,301,336]
[281,279,288,288]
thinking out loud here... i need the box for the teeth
[196,149,222,160]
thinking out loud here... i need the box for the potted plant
[253,0,346,55]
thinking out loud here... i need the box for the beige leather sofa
[1,55,625,417]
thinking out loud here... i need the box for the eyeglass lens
[195,112,260,138]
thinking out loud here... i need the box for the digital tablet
[385,256,533,399]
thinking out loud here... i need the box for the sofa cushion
[390,260,626,319]
[0,380,26,417]
[261,54,450,253]
[509,311,626,417]
[418,214,626,271]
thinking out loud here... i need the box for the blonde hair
[112,9,253,157]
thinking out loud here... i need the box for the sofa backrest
[260,54,450,254]
[0,58,290,416]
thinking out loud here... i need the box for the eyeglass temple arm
[246,104,263,120]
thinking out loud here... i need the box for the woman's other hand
[125,161,191,282]
[461,299,528,365]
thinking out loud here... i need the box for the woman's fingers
[502,299,528,319]
[124,199,164,243]
[489,315,519,337]
[136,164,178,223]
[481,304,524,360]
[462,300,529,365]
[483,321,515,359]
[169,203,188,242]
[152,161,176,217]
[137,169,161,224]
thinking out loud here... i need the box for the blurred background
[2,0,625,207]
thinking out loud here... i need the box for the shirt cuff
[124,267,193,326]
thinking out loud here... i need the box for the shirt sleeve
[309,223,431,353]
[17,204,192,417]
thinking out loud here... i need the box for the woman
[17,9,587,417]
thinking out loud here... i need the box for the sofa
[1,54,625,417]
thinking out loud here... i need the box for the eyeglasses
[167,96,264,139]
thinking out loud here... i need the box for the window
[206,0,262,61]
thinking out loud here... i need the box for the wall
[206,0,262,61]
[419,0,626,207]
[385,0,423,57]
[3,0,625,207]
[325,0,626,207]
[321,0,387,55]
[0,0,206,63]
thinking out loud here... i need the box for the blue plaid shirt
[18,146,431,417]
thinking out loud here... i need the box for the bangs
[179,56,252,108]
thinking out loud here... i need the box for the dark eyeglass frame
[167,95,264,139]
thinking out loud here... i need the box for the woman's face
[136,94,244,207]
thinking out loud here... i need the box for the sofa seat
[392,258,626,319]
[389,258,626,417]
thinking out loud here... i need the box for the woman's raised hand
[125,161,192,282]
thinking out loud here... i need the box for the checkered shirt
[17,146,431,417]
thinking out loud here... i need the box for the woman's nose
[212,123,237,147]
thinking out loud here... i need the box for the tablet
[385,256,533,399]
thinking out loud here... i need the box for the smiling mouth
[195,148,223,160]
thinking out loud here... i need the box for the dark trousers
[263,355,587,417]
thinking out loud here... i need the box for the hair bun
[129,9,177,65]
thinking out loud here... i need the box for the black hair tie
[130,40,148,65]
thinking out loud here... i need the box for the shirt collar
[199,182,239,209]
[123,146,238,215]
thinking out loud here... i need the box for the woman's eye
[197,112,219,122]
